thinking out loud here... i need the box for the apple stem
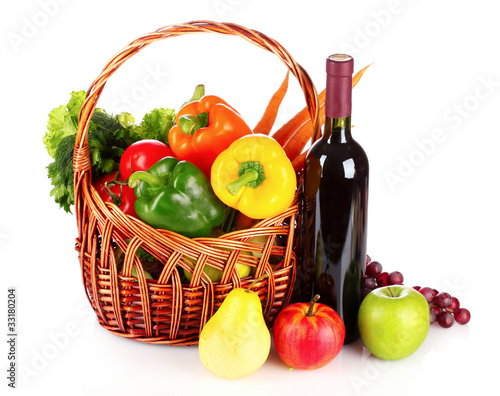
[246,274,268,292]
[387,287,394,297]
[306,294,321,317]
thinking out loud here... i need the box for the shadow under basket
[73,21,320,346]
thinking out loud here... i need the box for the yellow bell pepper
[211,134,297,219]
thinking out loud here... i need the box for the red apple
[272,295,345,370]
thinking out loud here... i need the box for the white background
[1,0,498,395]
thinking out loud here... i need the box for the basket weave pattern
[73,21,319,345]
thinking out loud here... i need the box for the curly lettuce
[44,91,178,212]
[45,92,140,212]
[138,108,176,142]
[43,91,87,159]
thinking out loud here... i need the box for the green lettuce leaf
[43,91,86,158]
[139,108,175,142]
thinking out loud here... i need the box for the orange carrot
[282,100,325,162]
[253,71,289,135]
[279,63,373,167]
[353,63,373,89]
[273,63,372,148]
[272,89,325,146]
[292,151,307,174]
[271,107,308,145]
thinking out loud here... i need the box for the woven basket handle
[73,20,320,176]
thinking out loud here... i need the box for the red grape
[446,297,460,312]
[429,309,437,324]
[364,276,377,290]
[419,287,437,303]
[366,261,383,277]
[430,306,441,324]
[362,255,471,329]
[376,272,389,287]
[454,308,471,325]
[433,292,452,308]
[387,271,404,285]
[430,306,441,315]
[437,311,454,328]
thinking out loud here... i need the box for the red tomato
[272,295,345,370]
[93,171,137,218]
[119,140,173,180]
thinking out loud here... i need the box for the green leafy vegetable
[116,112,142,138]
[43,91,87,158]
[47,134,77,212]
[116,112,136,128]
[138,108,176,142]
[45,92,140,212]
[44,91,182,213]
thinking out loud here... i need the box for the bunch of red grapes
[364,255,471,328]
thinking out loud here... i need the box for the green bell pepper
[128,157,225,238]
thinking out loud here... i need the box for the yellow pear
[198,280,271,378]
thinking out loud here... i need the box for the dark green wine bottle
[303,54,369,344]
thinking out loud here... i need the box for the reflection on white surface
[14,314,481,396]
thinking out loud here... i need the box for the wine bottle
[303,54,369,344]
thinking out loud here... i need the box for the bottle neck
[323,115,352,143]
[324,55,353,144]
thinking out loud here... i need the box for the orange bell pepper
[168,95,253,178]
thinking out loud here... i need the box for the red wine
[303,54,369,344]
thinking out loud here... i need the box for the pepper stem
[226,161,266,196]
[306,294,321,317]
[179,112,208,135]
[180,84,205,108]
[226,169,260,196]
[128,171,166,189]
[104,171,127,206]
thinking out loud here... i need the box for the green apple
[249,235,273,259]
[131,266,154,280]
[183,259,251,283]
[358,285,430,360]
[246,235,280,275]
[183,229,252,283]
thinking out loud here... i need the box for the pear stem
[306,294,321,317]
[246,274,268,292]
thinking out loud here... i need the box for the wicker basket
[73,20,320,345]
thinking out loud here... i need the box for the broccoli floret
[47,110,139,213]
